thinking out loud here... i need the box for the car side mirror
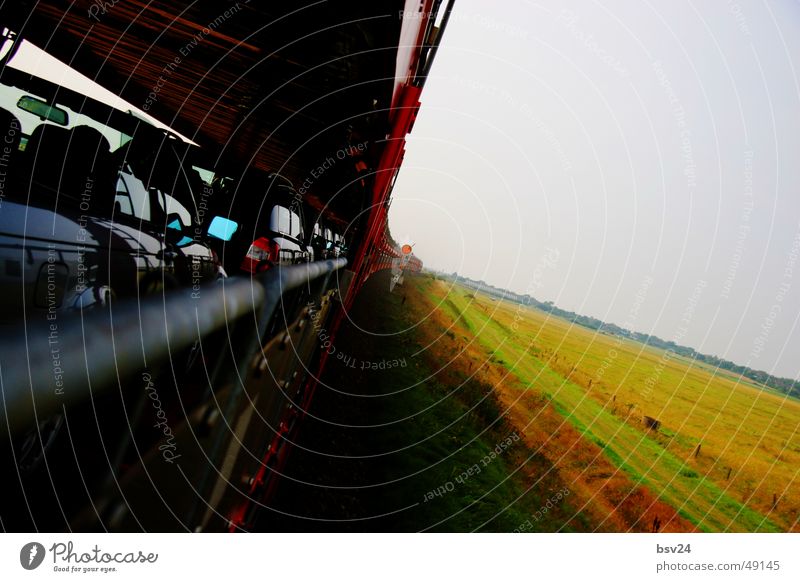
[207,216,238,241]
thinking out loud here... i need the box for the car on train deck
[218,172,313,274]
[311,220,348,261]
[311,221,336,260]
[0,67,225,326]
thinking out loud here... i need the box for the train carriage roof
[2,1,412,220]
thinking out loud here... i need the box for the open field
[407,274,800,532]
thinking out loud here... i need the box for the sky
[388,0,800,380]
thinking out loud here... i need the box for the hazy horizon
[389,0,800,380]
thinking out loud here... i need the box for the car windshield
[0,84,132,154]
[0,70,208,228]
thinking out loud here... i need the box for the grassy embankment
[266,271,592,531]
[407,274,799,532]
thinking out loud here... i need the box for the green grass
[417,277,795,532]
[338,281,590,532]
[381,363,585,531]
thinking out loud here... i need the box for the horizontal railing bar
[0,258,347,438]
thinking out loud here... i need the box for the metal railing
[0,258,348,531]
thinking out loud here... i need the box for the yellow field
[411,275,800,532]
